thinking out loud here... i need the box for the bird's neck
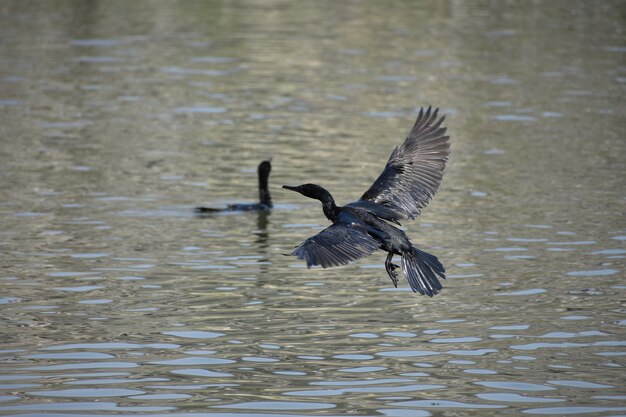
[258,174,272,207]
[321,197,338,221]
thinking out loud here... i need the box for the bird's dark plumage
[195,160,272,213]
[292,216,380,268]
[283,107,450,296]
[360,107,449,220]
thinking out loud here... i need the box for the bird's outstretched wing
[359,106,450,220]
[292,223,380,268]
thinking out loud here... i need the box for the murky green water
[1,1,624,416]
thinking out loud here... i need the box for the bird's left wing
[291,222,380,268]
[359,106,450,220]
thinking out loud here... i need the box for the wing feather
[291,223,380,268]
[360,106,450,220]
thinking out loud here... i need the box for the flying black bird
[283,107,450,296]
[194,160,272,212]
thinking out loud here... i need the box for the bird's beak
[282,185,298,192]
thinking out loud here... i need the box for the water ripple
[149,357,234,366]
[430,337,481,343]
[24,362,139,371]
[286,384,445,397]
[44,343,179,350]
[26,388,145,397]
[510,342,589,351]
[477,393,563,403]
[212,401,336,410]
[475,381,556,391]
[24,353,113,360]
[522,406,626,414]
[170,369,233,378]
[162,331,224,339]
[566,269,619,276]
[0,402,172,411]
[377,350,439,357]
[548,380,613,388]
[392,399,506,409]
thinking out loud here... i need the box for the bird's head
[258,159,272,178]
[282,183,334,204]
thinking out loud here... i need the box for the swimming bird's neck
[259,174,271,207]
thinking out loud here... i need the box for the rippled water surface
[1,1,625,416]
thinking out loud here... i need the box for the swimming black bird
[194,160,272,212]
[283,107,450,296]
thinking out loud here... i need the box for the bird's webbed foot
[384,253,400,288]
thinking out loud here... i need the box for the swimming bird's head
[282,183,334,204]
[258,159,272,178]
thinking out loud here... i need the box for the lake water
[0,1,624,416]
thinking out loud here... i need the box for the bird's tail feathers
[401,247,445,297]
[194,206,222,213]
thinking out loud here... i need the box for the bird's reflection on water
[255,210,270,249]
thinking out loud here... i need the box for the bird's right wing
[291,223,380,268]
[359,106,450,220]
